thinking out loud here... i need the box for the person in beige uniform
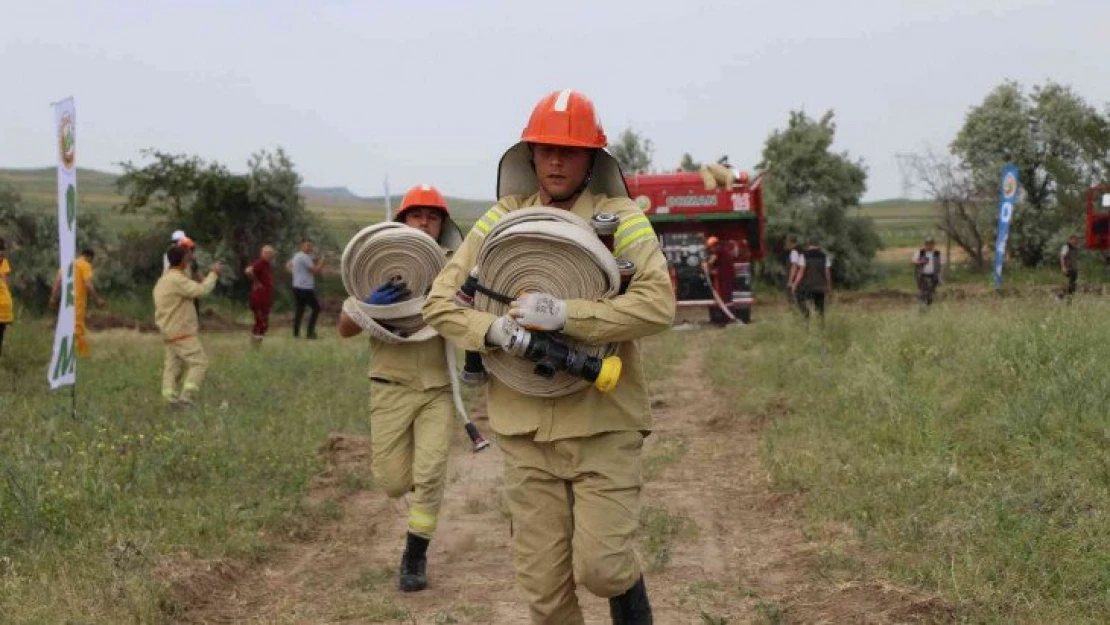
[153,243,220,406]
[423,89,675,624]
[338,184,463,593]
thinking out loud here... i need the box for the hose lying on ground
[340,222,488,451]
[471,207,621,398]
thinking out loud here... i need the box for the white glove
[509,292,567,331]
[485,315,522,350]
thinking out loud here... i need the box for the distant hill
[300,185,360,200]
[0,167,495,224]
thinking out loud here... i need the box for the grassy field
[0,322,370,622]
[855,198,938,248]
[707,297,1110,623]
[3,294,1110,621]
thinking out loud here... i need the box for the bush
[0,183,116,310]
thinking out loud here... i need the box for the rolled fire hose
[700,262,743,325]
[340,222,489,452]
[473,207,622,398]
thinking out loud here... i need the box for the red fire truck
[626,169,766,322]
[1087,185,1110,251]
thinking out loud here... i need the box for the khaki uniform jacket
[368,336,450,391]
[154,269,218,340]
[422,190,676,441]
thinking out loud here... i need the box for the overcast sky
[2,0,1108,202]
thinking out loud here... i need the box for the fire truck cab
[626,169,766,322]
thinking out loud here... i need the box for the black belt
[370,377,394,385]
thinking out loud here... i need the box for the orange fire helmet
[706,236,720,248]
[497,89,629,200]
[394,184,463,251]
[397,184,449,219]
[521,89,608,148]
[177,236,196,249]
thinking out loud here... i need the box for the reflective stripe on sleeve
[614,215,655,255]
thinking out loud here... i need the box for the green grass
[639,325,692,384]
[0,321,370,622]
[866,254,1110,293]
[855,198,936,221]
[855,199,937,247]
[707,298,1110,623]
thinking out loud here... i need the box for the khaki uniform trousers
[369,381,453,539]
[162,336,208,401]
[498,430,645,624]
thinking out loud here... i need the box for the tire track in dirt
[169,330,951,624]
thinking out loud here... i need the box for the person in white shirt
[912,237,944,307]
[1059,234,1080,299]
[790,236,833,321]
[783,235,802,304]
[286,239,325,339]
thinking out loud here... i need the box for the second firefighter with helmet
[424,89,675,624]
[337,184,462,592]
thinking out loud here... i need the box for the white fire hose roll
[474,207,621,398]
[340,222,443,344]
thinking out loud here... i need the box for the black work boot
[609,576,653,624]
[398,532,429,592]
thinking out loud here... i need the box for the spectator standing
[245,245,276,344]
[287,239,324,339]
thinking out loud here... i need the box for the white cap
[171,229,187,242]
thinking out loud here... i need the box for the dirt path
[169,333,949,624]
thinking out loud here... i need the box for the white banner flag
[48,97,78,389]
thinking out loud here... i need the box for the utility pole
[383,175,391,221]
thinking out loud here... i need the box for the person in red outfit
[705,236,737,326]
[245,245,276,344]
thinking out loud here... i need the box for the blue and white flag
[992,164,1019,290]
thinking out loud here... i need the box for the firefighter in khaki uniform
[424,89,675,624]
[153,243,221,406]
[337,185,464,593]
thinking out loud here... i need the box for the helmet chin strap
[531,148,598,204]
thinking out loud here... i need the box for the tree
[117,148,328,291]
[950,80,1110,266]
[757,110,880,287]
[679,153,701,172]
[900,150,995,271]
[0,183,114,308]
[610,128,654,174]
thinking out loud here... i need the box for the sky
[2,0,1109,203]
